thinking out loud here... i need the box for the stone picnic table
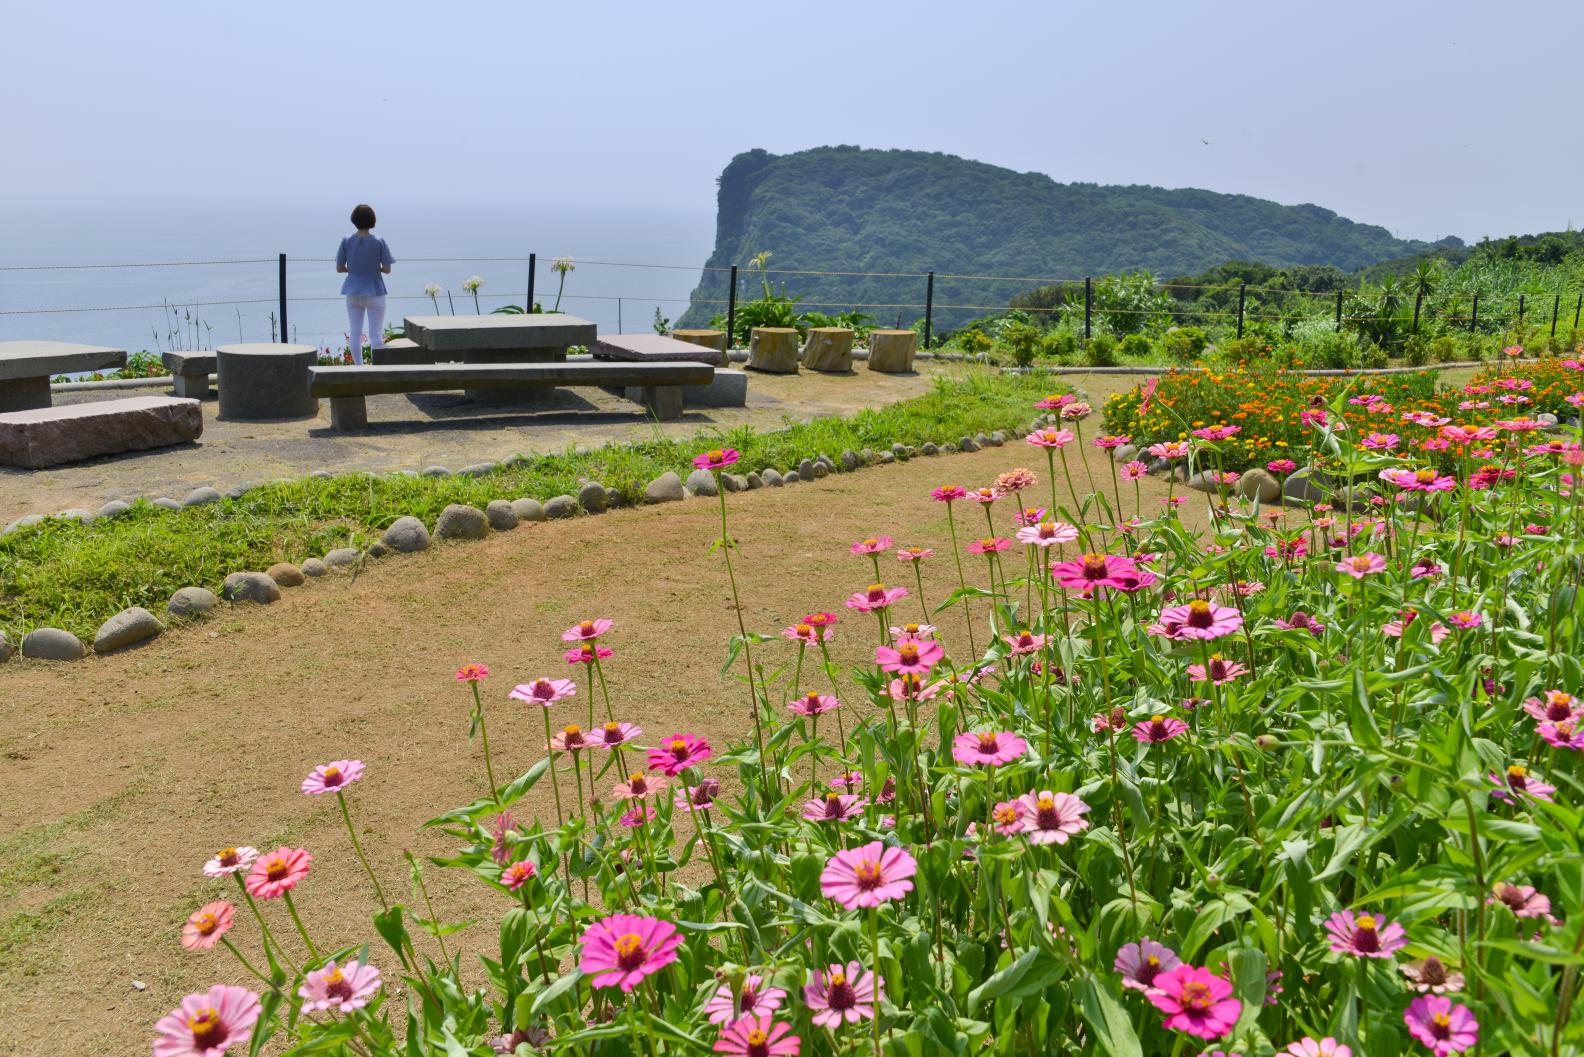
[0,341,126,412]
[402,313,597,402]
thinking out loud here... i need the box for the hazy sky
[7,0,1580,243]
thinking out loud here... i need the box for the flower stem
[337,791,390,912]
[282,890,320,962]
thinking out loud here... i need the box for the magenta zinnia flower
[674,777,721,812]
[895,545,933,562]
[1279,1038,1351,1057]
[1001,629,1047,656]
[789,692,841,716]
[968,536,1012,554]
[1187,656,1248,685]
[501,860,537,891]
[550,724,590,754]
[1016,521,1079,547]
[1403,995,1479,1056]
[648,733,712,775]
[203,846,258,878]
[1148,441,1191,461]
[455,663,490,683]
[820,841,917,909]
[1147,965,1240,1039]
[875,636,944,675]
[930,485,967,502]
[509,677,577,706]
[802,792,866,822]
[579,914,683,992]
[1323,909,1408,958]
[1050,553,1140,594]
[990,800,1024,835]
[714,1015,800,1057]
[850,535,893,555]
[1400,956,1465,994]
[704,975,788,1024]
[1133,716,1189,744]
[301,759,364,795]
[804,961,882,1027]
[615,771,667,799]
[1114,938,1182,992]
[595,720,641,747]
[1015,790,1090,844]
[1489,764,1556,803]
[694,447,740,471]
[1152,599,1243,640]
[951,731,1028,767]
[1025,428,1074,449]
[1336,553,1388,578]
[1119,460,1150,481]
[562,618,614,642]
[845,583,907,614]
[153,984,261,1057]
[1489,882,1557,922]
[298,959,382,1014]
[244,847,312,900]
[180,902,235,951]
[564,644,613,665]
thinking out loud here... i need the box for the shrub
[1402,335,1430,368]
[1116,332,1154,360]
[955,329,994,355]
[1161,326,1208,364]
[1001,321,1042,368]
[1083,332,1117,367]
[1430,335,1458,364]
[1040,330,1077,363]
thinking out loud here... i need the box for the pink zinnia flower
[889,621,936,639]
[1050,553,1140,594]
[820,841,917,909]
[886,674,939,701]
[968,536,1012,554]
[673,777,721,812]
[802,792,866,822]
[180,902,235,952]
[951,731,1027,767]
[1323,909,1408,958]
[1279,1038,1351,1057]
[595,720,641,747]
[1015,790,1090,844]
[1523,690,1580,724]
[648,733,712,775]
[563,644,613,665]
[1538,716,1584,750]
[509,677,577,706]
[1361,432,1400,450]
[1380,468,1457,492]
[1489,882,1556,922]
[1133,716,1189,744]
[1446,611,1482,630]
[203,846,258,878]
[850,535,893,556]
[1267,458,1297,475]
[845,583,908,614]
[1336,552,1388,578]
[1025,428,1074,449]
[1035,392,1074,410]
[1119,460,1150,481]
[704,975,787,1025]
[1187,656,1248,685]
[1403,995,1479,1056]
[562,618,614,642]
[930,486,967,502]
[298,959,382,1014]
[1152,599,1243,640]
[1013,506,1047,527]
[1016,521,1079,547]
[694,448,740,471]
[994,467,1039,493]
[1001,629,1047,656]
[455,663,490,682]
[1093,433,1130,449]
[244,847,312,900]
[301,759,364,796]
[1147,965,1240,1039]
[1114,938,1182,992]
[152,985,261,1057]
[789,692,840,716]
[1400,956,1465,994]
[990,800,1025,835]
[501,860,537,891]
[550,724,590,754]
[1148,441,1190,461]
[804,961,882,1026]
[579,914,683,992]
[875,636,944,675]
[1490,764,1556,803]
[1059,401,1092,420]
[1191,425,1241,441]
[782,621,830,645]
[895,545,933,562]
[966,487,1002,505]
[615,771,667,799]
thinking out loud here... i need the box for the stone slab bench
[308,361,713,429]
[591,333,724,367]
[0,395,202,468]
[217,343,319,420]
[0,341,127,412]
[404,313,597,352]
[371,338,436,366]
[162,351,217,399]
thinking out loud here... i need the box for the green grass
[0,370,1064,641]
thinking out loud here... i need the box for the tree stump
[866,330,918,373]
[672,329,727,353]
[747,328,800,373]
[802,327,854,372]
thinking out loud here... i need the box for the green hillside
[678,146,1456,330]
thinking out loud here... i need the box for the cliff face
[678,146,1446,330]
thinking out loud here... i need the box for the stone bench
[0,396,202,468]
[216,343,319,420]
[0,341,127,412]
[308,361,714,429]
[591,333,724,367]
[162,351,217,399]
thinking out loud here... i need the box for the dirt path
[0,373,1197,1054]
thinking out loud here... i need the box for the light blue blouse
[337,234,394,296]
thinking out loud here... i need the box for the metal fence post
[1518,293,1526,328]
[1471,293,1480,332]
[526,253,536,313]
[726,265,738,348]
[1412,291,1423,334]
[924,271,935,349]
[1575,292,1582,330]
[1334,290,1343,332]
[1236,283,1246,338]
[1083,277,1092,341]
[278,253,288,345]
[1551,294,1561,338]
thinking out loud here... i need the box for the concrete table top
[404,313,597,352]
[591,333,724,367]
[0,341,126,381]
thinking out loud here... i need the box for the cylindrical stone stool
[747,328,801,373]
[866,330,918,373]
[216,344,319,420]
[802,327,854,372]
[672,329,728,354]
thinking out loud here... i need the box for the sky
[4,0,1581,244]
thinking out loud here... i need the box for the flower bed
[154,408,1583,1057]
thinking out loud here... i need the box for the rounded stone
[892,443,909,457]
[420,466,451,477]
[921,442,939,456]
[93,607,164,654]
[577,482,608,513]
[811,463,829,478]
[216,343,318,420]
[182,486,222,508]
[300,558,329,577]
[605,486,625,509]
[761,468,784,487]
[97,499,133,520]
[485,500,520,531]
[1112,444,1138,464]
[267,562,306,587]
[1236,468,1282,503]
[459,462,498,477]
[644,472,685,504]
[685,468,718,497]
[783,469,801,483]
[56,508,96,524]
[859,448,875,463]
[21,627,87,661]
[974,432,991,446]
[798,458,816,479]
[0,631,12,663]
[989,430,1007,445]
[877,452,895,464]
[544,495,578,519]
[745,472,763,489]
[1282,469,1328,503]
[512,498,547,522]
[365,540,388,558]
[222,572,282,604]
[383,515,432,552]
[434,504,490,540]
[721,473,748,493]
[840,450,860,471]
[958,436,980,452]
[167,586,220,617]
[308,470,334,480]
[3,514,45,536]
[152,497,181,511]
[324,547,360,568]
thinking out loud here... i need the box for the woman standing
[335,204,394,365]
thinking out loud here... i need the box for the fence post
[1334,290,1343,332]
[1471,293,1480,333]
[1235,283,1246,338]
[924,271,935,349]
[1083,277,1092,342]
[526,253,536,313]
[278,253,288,345]
[1412,291,1423,334]
[1575,292,1582,330]
[1518,294,1525,328]
[1551,294,1561,338]
[726,265,738,348]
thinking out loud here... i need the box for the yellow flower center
[853,860,883,888]
[265,857,288,881]
[187,1008,225,1049]
[707,449,724,462]
[669,739,688,753]
[1355,915,1377,931]
[192,913,218,935]
[564,725,581,736]
[1508,765,1528,778]
[613,933,646,970]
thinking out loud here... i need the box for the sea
[0,198,718,362]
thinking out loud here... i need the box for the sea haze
[0,197,716,356]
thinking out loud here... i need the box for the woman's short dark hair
[350,204,376,229]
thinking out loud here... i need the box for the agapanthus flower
[951,731,1028,767]
[1015,790,1090,844]
[1147,965,1240,1039]
[579,914,683,992]
[1152,599,1243,640]
[1114,938,1181,992]
[1400,956,1465,994]
[1336,552,1388,578]
[1323,909,1407,958]
[1279,1038,1351,1057]
[1016,521,1079,547]
[1050,553,1141,594]
[1403,995,1479,1056]
[1001,629,1047,656]
[1489,882,1557,922]
[845,583,908,613]
[455,663,490,682]
[788,692,841,716]
[1186,656,1248,685]
[595,720,641,747]
[203,846,258,878]
[850,535,893,556]
[1489,764,1555,803]
[301,759,364,795]
[804,961,882,1027]
[615,771,667,799]
[694,448,740,471]
[1132,716,1189,744]
[930,486,967,502]
[509,677,577,706]
[180,902,235,951]
[501,860,537,891]
[298,959,382,1014]
[875,636,944,675]
[244,847,312,900]
[820,841,916,909]
[1025,428,1074,449]
[152,984,261,1057]
[562,618,613,642]
[802,792,866,822]
[704,975,788,1025]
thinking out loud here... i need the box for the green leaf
[1075,973,1143,1057]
